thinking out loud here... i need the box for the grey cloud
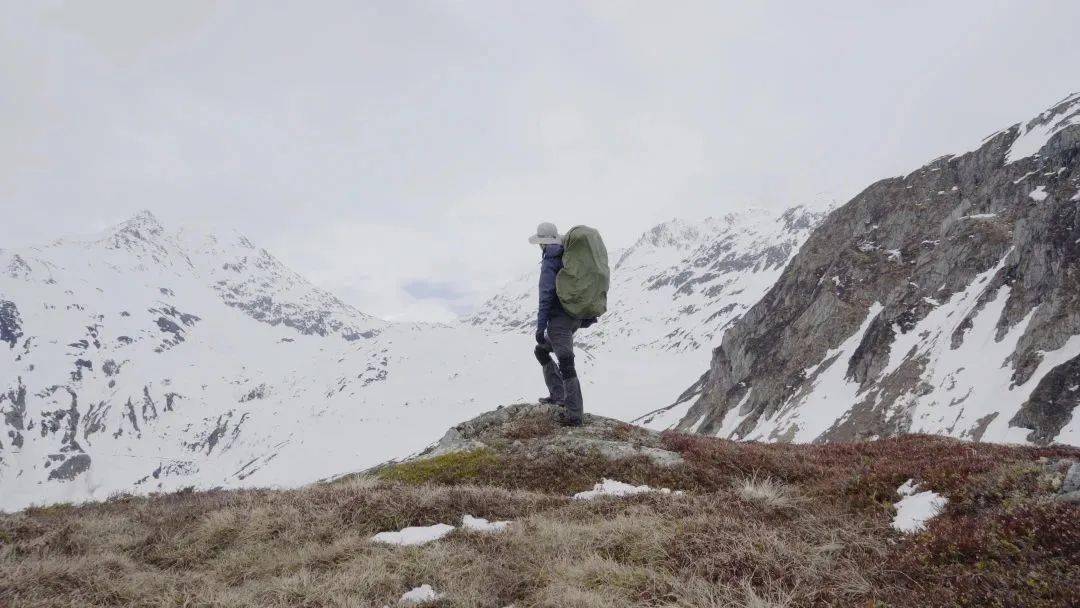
[2,1,1079,320]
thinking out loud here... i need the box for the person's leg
[547,316,583,424]
[533,341,565,404]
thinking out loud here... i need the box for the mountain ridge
[672,92,1080,447]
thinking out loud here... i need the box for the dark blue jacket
[537,244,566,330]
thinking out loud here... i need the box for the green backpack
[556,226,610,319]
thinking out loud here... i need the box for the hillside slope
[2,403,1077,607]
[671,92,1080,446]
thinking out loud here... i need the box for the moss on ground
[376,449,500,485]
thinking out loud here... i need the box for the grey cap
[528,222,562,245]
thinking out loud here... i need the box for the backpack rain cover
[556,225,610,319]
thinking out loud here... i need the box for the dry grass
[1,431,1077,607]
[736,476,800,511]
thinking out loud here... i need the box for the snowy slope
[466,206,825,424]
[0,213,542,511]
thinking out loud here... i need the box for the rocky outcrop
[677,93,1080,446]
[413,402,684,469]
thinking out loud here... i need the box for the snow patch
[399,584,441,605]
[1013,170,1038,184]
[1029,186,1048,202]
[891,479,947,533]
[713,387,755,438]
[461,514,511,533]
[573,479,683,500]
[371,523,455,546]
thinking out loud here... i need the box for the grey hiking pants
[534,314,583,422]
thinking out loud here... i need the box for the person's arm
[536,255,559,341]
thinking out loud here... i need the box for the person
[528,222,595,426]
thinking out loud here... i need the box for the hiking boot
[538,396,561,406]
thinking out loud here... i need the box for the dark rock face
[47,453,91,481]
[678,94,1080,446]
[1011,355,1080,444]
[185,410,248,455]
[239,384,268,402]
[2,377,28,450]
[71,359,92,382]
[0,300,22,348]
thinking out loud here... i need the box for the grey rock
[1062,461,1080,494]
[585,439,685,467]
[47,453,91,481]
[1059,491,1080,504]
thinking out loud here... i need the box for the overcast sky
[3,1,1078,321]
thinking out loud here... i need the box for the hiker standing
[528,222,608,427]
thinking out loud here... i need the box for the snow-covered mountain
[669,92,1080,447]
[466,206,826,427]
[0,213,547,511]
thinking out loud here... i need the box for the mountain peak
[104,209,166,245]
[1004,92,1080,163]
[123,209,164,231]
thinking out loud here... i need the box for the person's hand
[535,327,546,345]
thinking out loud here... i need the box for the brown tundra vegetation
[1,405,1078,607]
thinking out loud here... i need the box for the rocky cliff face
[673,93,1080,446]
